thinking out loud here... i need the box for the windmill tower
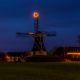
[16,12,56,56]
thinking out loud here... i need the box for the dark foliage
[26,56,64,62]
[0,52,5,61]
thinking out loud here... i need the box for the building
[5,52,26,62]
[54,47,80,61]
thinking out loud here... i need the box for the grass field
[0,62,80,80]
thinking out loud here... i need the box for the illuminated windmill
[16,12,56,56]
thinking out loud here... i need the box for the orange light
[33,12,39,18]
[43,35,46,36]
[6,55,9,58]
[29,33,34,35]
[67,53,80,55]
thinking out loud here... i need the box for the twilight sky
[0,0,80,53]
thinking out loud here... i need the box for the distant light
[67,53,80,55]
[6,55,10,58]
[33,12,39,18]
[29,33,34,35]
[44,35,47,36]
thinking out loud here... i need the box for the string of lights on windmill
[16,12,56,56]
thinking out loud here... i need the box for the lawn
[0,62,80,80]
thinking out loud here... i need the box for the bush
[26,56,64,62]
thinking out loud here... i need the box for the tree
[51,46,58,56]
[49,50,53,56]
[22,51,28,56]
[52,46,58,52]
[27,48,31,54]
[76,34,80,46]
[0,52,5,61]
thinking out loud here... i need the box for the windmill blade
[16,32,34,38]
[16,33,29,38]
[42,31,56,36]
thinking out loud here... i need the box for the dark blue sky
[0,0,80,53]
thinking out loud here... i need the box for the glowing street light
[33,12,39,18]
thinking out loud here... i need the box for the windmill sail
[42,31,56,36]
[16,12,56,56]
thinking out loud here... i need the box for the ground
[0,62,80,80]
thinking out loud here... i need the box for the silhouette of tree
[27,48,31,54]
[52,46,58,52]
[22,51,28,56]
[49,50,53,56]
[0,52,5,61]
[76,34,80,46]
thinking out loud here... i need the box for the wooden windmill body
[16,12,56,56]
[31,31,47,56]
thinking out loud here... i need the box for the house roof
[6,52,23,57]
[54,47,80,55]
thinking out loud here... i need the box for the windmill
[16,12,56,56]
